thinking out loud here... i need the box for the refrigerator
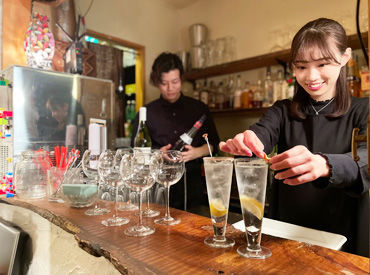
[0,65,116,179]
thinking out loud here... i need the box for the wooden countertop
[1,197,368,274]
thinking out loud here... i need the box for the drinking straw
[202,133,213,157]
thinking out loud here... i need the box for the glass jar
[24,13,55,70]
[14,151,51,199]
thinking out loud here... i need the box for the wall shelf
[184,32,368,81]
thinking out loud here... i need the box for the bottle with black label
[134,107,152,152]
[172,114,206,151]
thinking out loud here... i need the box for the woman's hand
[270,145,330,185]
[219,130,265,158]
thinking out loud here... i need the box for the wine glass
[82,150,110,216]
[154,150,185,226]
[98,149,129,227]
[116,148,138,211]
[120,150,160,236]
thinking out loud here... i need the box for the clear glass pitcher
[14,150,51,199]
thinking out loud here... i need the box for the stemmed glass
[120,150,160,236]
[116,148,138,212]
[98,149,129,227]
[82,150,110,216]
[154,150,184,225]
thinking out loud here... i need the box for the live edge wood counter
[1,198,368,275]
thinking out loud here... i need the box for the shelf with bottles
[183,33,368,81]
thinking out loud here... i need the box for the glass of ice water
[203,157,235,248]
[234,158,271,259]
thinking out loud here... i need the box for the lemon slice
[209,199,227,217]
[263,153,271,162]
[240,195,264,220]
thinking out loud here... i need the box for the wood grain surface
[1,198,369,275]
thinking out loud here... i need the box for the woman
[131,52,220,210]
[220,18,368,256]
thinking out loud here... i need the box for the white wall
[77,0,183,103]
[178,0,369,60]
[77,0,368,104]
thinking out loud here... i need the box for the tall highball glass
[234,158,271,259]
[203,157,235,248]
[154,150,184,226]
[120,150,159,236]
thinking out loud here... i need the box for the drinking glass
[142,187,160,217]
[234,158,271,259]
[98,150,129,227]
[203,157,235,248]
[120,150,159,236]
[154,150,185,226]
[82,150,110,216]
[116,148,138,211]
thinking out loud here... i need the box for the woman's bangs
[293,33,340,64]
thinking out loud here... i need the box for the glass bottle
[273,70,284,102]
[241,81,251,109]
[233,75,243,109]
[200,80,209,106]
[172,114,206,151]
[347,58,360,97]
[253,80,263,108]
[24,13,55,70]
[134,107,152,152]
[208,81,216,109]
[264,67,274,106]
[216,81,225,110]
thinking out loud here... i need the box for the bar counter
[0,197,368,274]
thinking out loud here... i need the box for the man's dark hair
[150,52,184,86]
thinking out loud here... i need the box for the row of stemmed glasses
[81,148,185,236]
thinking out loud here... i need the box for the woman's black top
[250,96,368,256]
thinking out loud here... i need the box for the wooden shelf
[210,107,267,116]
[184,32,368,81]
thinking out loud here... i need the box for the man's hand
[182,144,213,162]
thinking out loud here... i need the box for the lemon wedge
[209,199,227,217]
[240,195,264,220]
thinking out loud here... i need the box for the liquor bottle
[233,75,242,109]
[134,107,152,152]
[253,80,263,108]
[225,75,235,109]
[172,114,206,151]
[215,81,225,110]
[193,81,201,101]
[240,81,251,109]
[200,80,209,105]
[264,67,274,106]
[347,58,360,97]
[273,70,285,101]
[208,81,216,109]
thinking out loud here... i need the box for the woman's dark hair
[150,52,184,86]
[289,18,350,119]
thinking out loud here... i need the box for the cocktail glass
[234,158,271,259]
[154,150,185,225]
[116,148,138,212]
[82,150,110,216]
[120,150,160,236]
[203,157,235,248]
[98,150,129,226]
